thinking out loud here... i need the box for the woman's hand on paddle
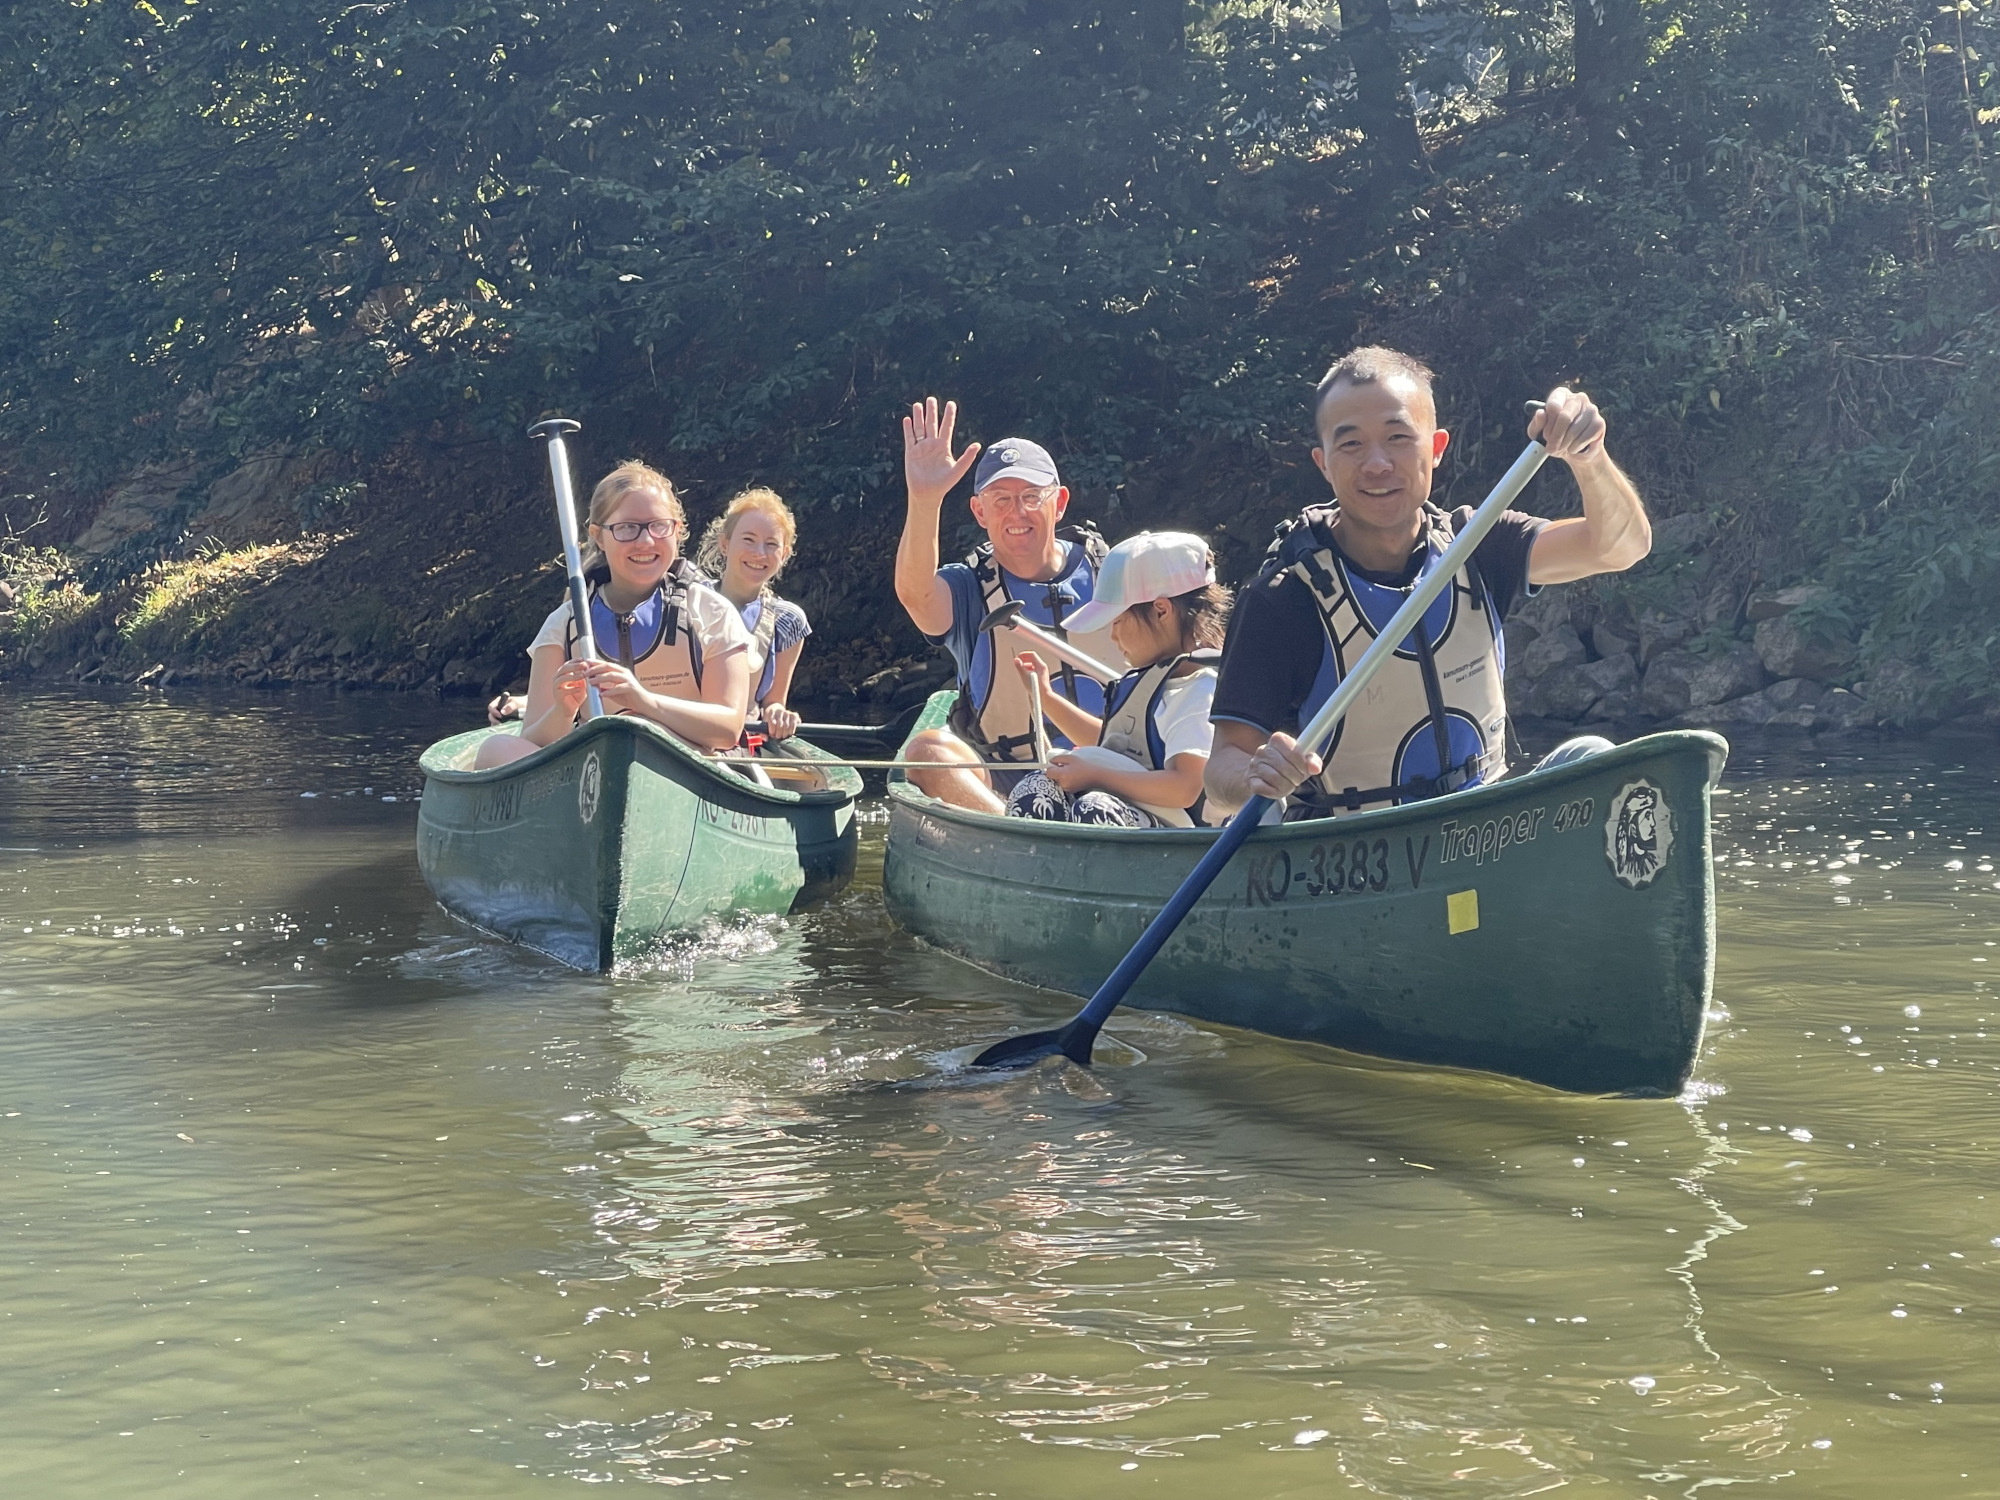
[554,658,647,716]
[761,703,800,740]
[487,692,524,725]
[1528,385,1606,466]
[549,659,594,719]
[578,659,650,713]
[1244,731,1322,801]
[903,397,980,510]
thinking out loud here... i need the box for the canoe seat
[749,759,830,793]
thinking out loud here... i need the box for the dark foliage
[4,1,1998,704]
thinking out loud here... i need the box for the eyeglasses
[976,485,1057,514]
[598,519,680,542]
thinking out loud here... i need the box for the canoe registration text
[1244,836,1402,906]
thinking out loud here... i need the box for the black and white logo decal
[578,751,602,825]
[1605,779,1671,889]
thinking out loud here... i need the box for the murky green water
[2,688,1997,1497]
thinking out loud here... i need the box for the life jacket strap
[1293,752,1482,815]
[947,689,1039,762]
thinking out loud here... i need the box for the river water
[1,687,1996,1497]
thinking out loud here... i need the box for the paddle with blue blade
[970,433,1554,1070]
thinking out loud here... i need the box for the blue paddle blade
[972,1018,1100,1069]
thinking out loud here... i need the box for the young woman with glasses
[475,460,754,768]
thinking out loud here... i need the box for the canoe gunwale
[420,715,862,809]
[883,689,1726,845]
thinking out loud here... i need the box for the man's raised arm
[1524,385,1652,586]
[894,397,980,638]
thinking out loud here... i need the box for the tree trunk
[1336,0,1426,182]
[1572,0,1646,149]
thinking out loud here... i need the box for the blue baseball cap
[973,437,1060,491]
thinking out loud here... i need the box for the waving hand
[902,397,981,510]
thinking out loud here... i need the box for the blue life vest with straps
[947,523,1127,761]
[1264,503,1510,816]
[739,594,786,705]
[562,558,711,704]
[1098,648,1222,825]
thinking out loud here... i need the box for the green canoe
[417,715,861,970]
[884,691,1728,1095]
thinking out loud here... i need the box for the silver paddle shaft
[997,614,1121,684]
[540,427,605,721]
[1292,440,1549,762]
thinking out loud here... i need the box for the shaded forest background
[4,0,1999,725]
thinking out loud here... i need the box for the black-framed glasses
[598,519,680,542]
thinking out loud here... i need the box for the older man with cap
[894,397,1125,813]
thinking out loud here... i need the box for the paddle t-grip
[529,417,605,721]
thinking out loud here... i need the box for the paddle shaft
[530,419,605,721]
[1037,438,1553,1046]
[719,756,1039,772]
[1026,668,1052,767]
[749,700,929,754]
[987,610,1121,685]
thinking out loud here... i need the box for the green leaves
[6,0,2000,696]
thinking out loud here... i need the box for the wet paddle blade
[971,1017,1101,1070]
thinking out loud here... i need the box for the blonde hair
[697,486,798,591]
[580,460,685,584]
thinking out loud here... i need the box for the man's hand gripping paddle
[970,435,1552,1070]
[528,418,605,722]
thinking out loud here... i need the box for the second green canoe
[884,691,1727,1095]
[417,715,861,970]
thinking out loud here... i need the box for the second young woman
[699,487,812,741]
[1008,531,1231,828]
[476,460,752,768]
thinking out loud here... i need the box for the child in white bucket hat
[1009,531,1231,828]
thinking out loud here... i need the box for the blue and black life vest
[1263,503,1509,817]
[947,522,1126,761]
[562,557,711,703]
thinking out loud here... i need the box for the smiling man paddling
[1205,347,1653,819]
[893,397,1126,813]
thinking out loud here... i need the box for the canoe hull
[417,717,858,969]
[884,695,1725,1095]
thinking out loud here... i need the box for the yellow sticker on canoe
[1447,888,1479,935]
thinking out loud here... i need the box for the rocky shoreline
[2,563,1970,745]
[1,443,1984,741]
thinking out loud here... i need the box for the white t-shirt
[529,583,753,672]
[1150,666,1218,768]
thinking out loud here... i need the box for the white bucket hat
[1063,531,1216,634]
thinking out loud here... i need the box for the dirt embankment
[0,434,1312,717]
[0,435,1963,738]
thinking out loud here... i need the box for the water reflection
[2,694,1999,1495]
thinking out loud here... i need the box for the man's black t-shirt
[1210,506,1546,736]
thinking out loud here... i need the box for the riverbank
[1,434,1987,740]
